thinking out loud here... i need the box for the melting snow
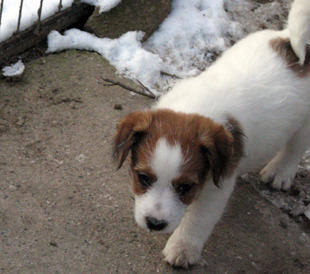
[2,60,25,77]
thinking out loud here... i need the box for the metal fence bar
[35,0,44,34]
[16,0,24,33]
[0,0,4,28]
[1,0,89,36]
[0,0,94,65]
[58,0,63,12]
[38,0,44,23]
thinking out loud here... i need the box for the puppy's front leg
[163,176,236,268]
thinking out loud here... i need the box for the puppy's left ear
[200,124,234,187]
[114,111,151,169]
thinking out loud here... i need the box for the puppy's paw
[163,237,201,268]
[260,162,295,191]
[269,174,294,191]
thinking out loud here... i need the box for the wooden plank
[0,3,94,65]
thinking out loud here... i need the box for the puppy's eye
[176,183,193,195]
[138,173,153,187]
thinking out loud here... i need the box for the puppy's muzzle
[146,216,168,231]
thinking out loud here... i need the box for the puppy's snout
[146,216,168,231]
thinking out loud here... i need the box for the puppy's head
[114,109,240,233]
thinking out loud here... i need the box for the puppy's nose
[146,216,167,231]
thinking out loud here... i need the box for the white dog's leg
[163,176,236,268]
[260,119,310,190]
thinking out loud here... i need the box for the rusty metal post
[58,0,63,11]
[37,0,44,23]
[16,0,24,33]
[35,0,44,34]
[0,0,4,28]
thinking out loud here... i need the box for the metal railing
[0,0,66,36]
[0,0,93,65]
[0,0,88,42]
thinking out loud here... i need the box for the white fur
[134,138,186,233]
[163,175,237,266]
[151,138,183,184]
[289,0,310,64]
[147,0,310,267]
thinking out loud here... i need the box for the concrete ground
[1,50,310,274]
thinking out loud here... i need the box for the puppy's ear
[114,111,151,169]
[200,124,234,187]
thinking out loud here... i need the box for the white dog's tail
[288,0,310,64]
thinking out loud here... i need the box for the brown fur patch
[131,169,157,195]
[113,111,152,169]
[269,37,310,77]
[172,176,201,205]
[114,109,244,204]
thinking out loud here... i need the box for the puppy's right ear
[114,111,151,169]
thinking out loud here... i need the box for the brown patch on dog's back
[269,37,310,77]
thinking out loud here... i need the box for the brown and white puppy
[114,0,310,268]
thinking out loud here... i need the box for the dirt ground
[1,50,310,274]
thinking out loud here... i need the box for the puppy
[114,0,310,268]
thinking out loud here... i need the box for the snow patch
[46,29,165,95]
[2,60,25,77]
[46,0,250,93]
[143,0,245,77]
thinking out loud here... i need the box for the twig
[103,83,115,87]
[25,135,54,147]
[160,71,181,79]
[102,77,156,99]
[135,79,156,99]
